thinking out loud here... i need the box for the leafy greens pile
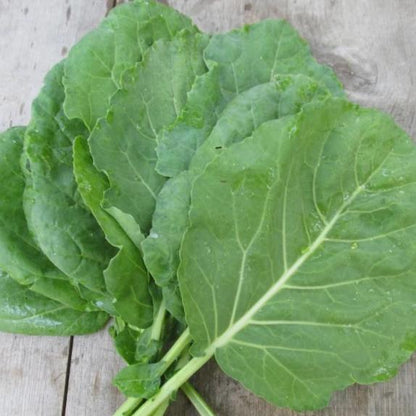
[2,1,416,415]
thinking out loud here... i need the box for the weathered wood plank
[1,1,416,415]
[65,328,125,416]
[168,356,416,416]
[0,0,110,130]
[0,334,70,415]
[168,0,416,137]
[0,1,109,415]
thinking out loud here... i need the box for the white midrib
[207,184,365,354]
[132,184,367,415]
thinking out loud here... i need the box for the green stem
[113,396,171,416]
[113,397,142,416]
[181,383,216,416]
[171,347,216,415]
[113,328,193,416]
[150,398,170,416]
[159,327,192,373]
[132,354,213,416]
[151,300,166,341]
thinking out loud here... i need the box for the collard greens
[180,99,416,410]
[1,1,416,415]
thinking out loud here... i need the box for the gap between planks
[61,2,120,415]
[61,337,74,416]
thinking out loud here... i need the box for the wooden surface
[0,1,415,415]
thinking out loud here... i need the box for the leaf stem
[113,328,193,416]
[113,397,142,416]
[132,353,213,416]
[181,382,216,416]
[150,300,166,341]
[149,398,170,416]
[159,327,192,373]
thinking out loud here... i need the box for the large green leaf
[0,127,90,311]
[0,271,108,335]
[23,62,114,307]
[146,19,343,318]
[73,137,153,327]
[156,19,343,178]
[143,75,330,318]
[88,31,208,235]
[179,99,416,410]
[63,0,195,130]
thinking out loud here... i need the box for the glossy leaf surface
[0,271,108,335]
[24,62,114,302]
[0,127,89,310]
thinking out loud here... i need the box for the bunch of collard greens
[2,1,416,415]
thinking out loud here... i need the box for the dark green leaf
[113,362,164,398]
[24,62,114,305]
[73,136,153,327]
[0,271,108,335]
[0,127,89,311]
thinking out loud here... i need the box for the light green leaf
[156,19,343,177]
[111,324,142,364]
[89,30,208,234]
[0,127,90,311]
[63,0,195,130]
[143,75,330,315]
[113,362,164,399]
[190,75,330,173]
[73,137,153,327]
[23,62,114,302]
[155,66,223,178]
[179,99,416,410]
[0,271,108,336]
[147,20,343,317]
[142,172,191,288]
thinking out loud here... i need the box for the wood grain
[1,1,415,415]
[168,356,416,416]
[168,0,416,137]
[0,0,108,130]
[0,1,109,415]
[65,328,125,416]
[0,333,70,415]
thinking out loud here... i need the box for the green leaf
[143,75,330,317]
[156,19,343,178]
[141,172,191,321]
[111,323,143,364]
[63,0,195,130]
[88,30,208,234]
[179,99,416,410]
[73,136,153,327]
[147,20,343,318]
[155,67,223,178]
[113,362,164,398]
[23,62,115,304]
[0,127,90,311]
[0,271,108,335]
[111,324,163,366]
